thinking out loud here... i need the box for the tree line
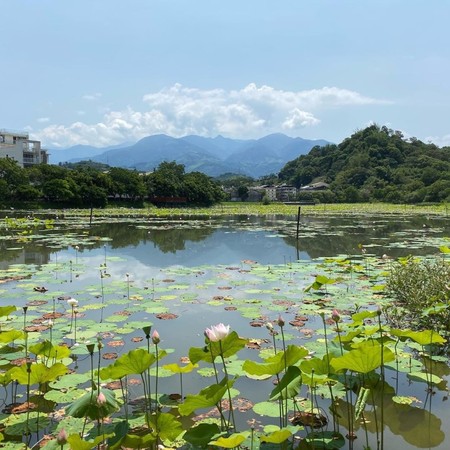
[278,125,450,203]
[0,160,224,208]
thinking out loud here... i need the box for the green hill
[279,125,450,203]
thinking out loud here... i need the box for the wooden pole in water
[89,206,93,226]
[296,206,301,240]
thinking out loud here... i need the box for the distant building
[276,184,297,201]
[0,129,49,167]
[263,185,277,201]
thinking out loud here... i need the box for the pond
[0,212,449,450]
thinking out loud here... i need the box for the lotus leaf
[179,376,234,416]
[10,362,68,385]
[331,341,394,374]
[243,345,308,376]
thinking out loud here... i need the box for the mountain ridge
[50,133,330,178]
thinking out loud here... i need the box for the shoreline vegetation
[2,202,448,220]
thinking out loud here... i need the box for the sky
[2,0,450,149]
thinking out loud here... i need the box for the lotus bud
[56,428,68,445]
[97,391,106,406]
[332,309,340,323]
[277,315,285,327]
[151,330,160,344]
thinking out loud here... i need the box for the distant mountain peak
[51,133,330,178]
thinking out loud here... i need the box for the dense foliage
[0,160,224,208]
[385,256,450,336]
[279,125,450,203]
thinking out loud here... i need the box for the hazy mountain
[49,143,130,165]
[63,133,330,177]
[224,134,329,177]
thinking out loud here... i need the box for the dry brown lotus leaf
[102,352,118,360]
[26,300,48,306]
[107,340,125,347]
[105,381,122,390]
[101,332,115,339]
[42,312,63,319]
[25,325,50,332]
[218,286,232,290]
[249,320,265,328]
[3,402,36,414]
[131,337,143,342]
[114,310,131,316]
[155,313,178,320]
[224,306,237,311]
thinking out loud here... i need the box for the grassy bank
[28,201,450,220]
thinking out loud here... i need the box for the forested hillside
[279,125,450,203]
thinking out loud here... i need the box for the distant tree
[146,161,186,198]
[237,185,249,201]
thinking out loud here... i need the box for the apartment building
[0,129,49,167]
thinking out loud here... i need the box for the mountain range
[50,133,329,178]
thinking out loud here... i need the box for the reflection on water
[1,214,448,267]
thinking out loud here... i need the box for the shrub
[385,257,450,336]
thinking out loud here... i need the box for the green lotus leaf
[0,330,25,344]
[29,340,71,360]
[407,372,443,385]
[66,389,120,420]
[4,412,50,435]
[163,362,198,374]
[111,432,156,449]
[179,376,234,416]
[67,433,112,450]
[44,388,86,403]
[100,348,165,380]
[189,331,247,363]
[183,423,221,448]
[50,372,91,389]
[10,362,68,385]
[300,355,331,386]
[260,428,292,444]
[0,306,16,317]
[210,432,249,448]
[243,345,308,376]
[331,341,394,374]
[147,412,183,441]
[392,395,414,405]
[270,366,302,400]
[298,431,345,449]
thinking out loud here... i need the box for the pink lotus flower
[97,391,106,406]
[151,330,160,344]
[332,309,341,323]
[56,428,68,445]
[205,323,230,342]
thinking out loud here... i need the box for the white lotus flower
[205,323,230,342]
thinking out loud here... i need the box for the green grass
[47,201,449,219]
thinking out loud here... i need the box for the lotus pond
[0,211,449,450]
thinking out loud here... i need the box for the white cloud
[282,109,320,130]
[425,134,450,147]
[37,117,50,123]
[35,83,387,147]
[82,93,102,101]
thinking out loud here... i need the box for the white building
[0,129,48,167]
[276,184,297,201]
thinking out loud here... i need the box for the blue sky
[3,0,450,149]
